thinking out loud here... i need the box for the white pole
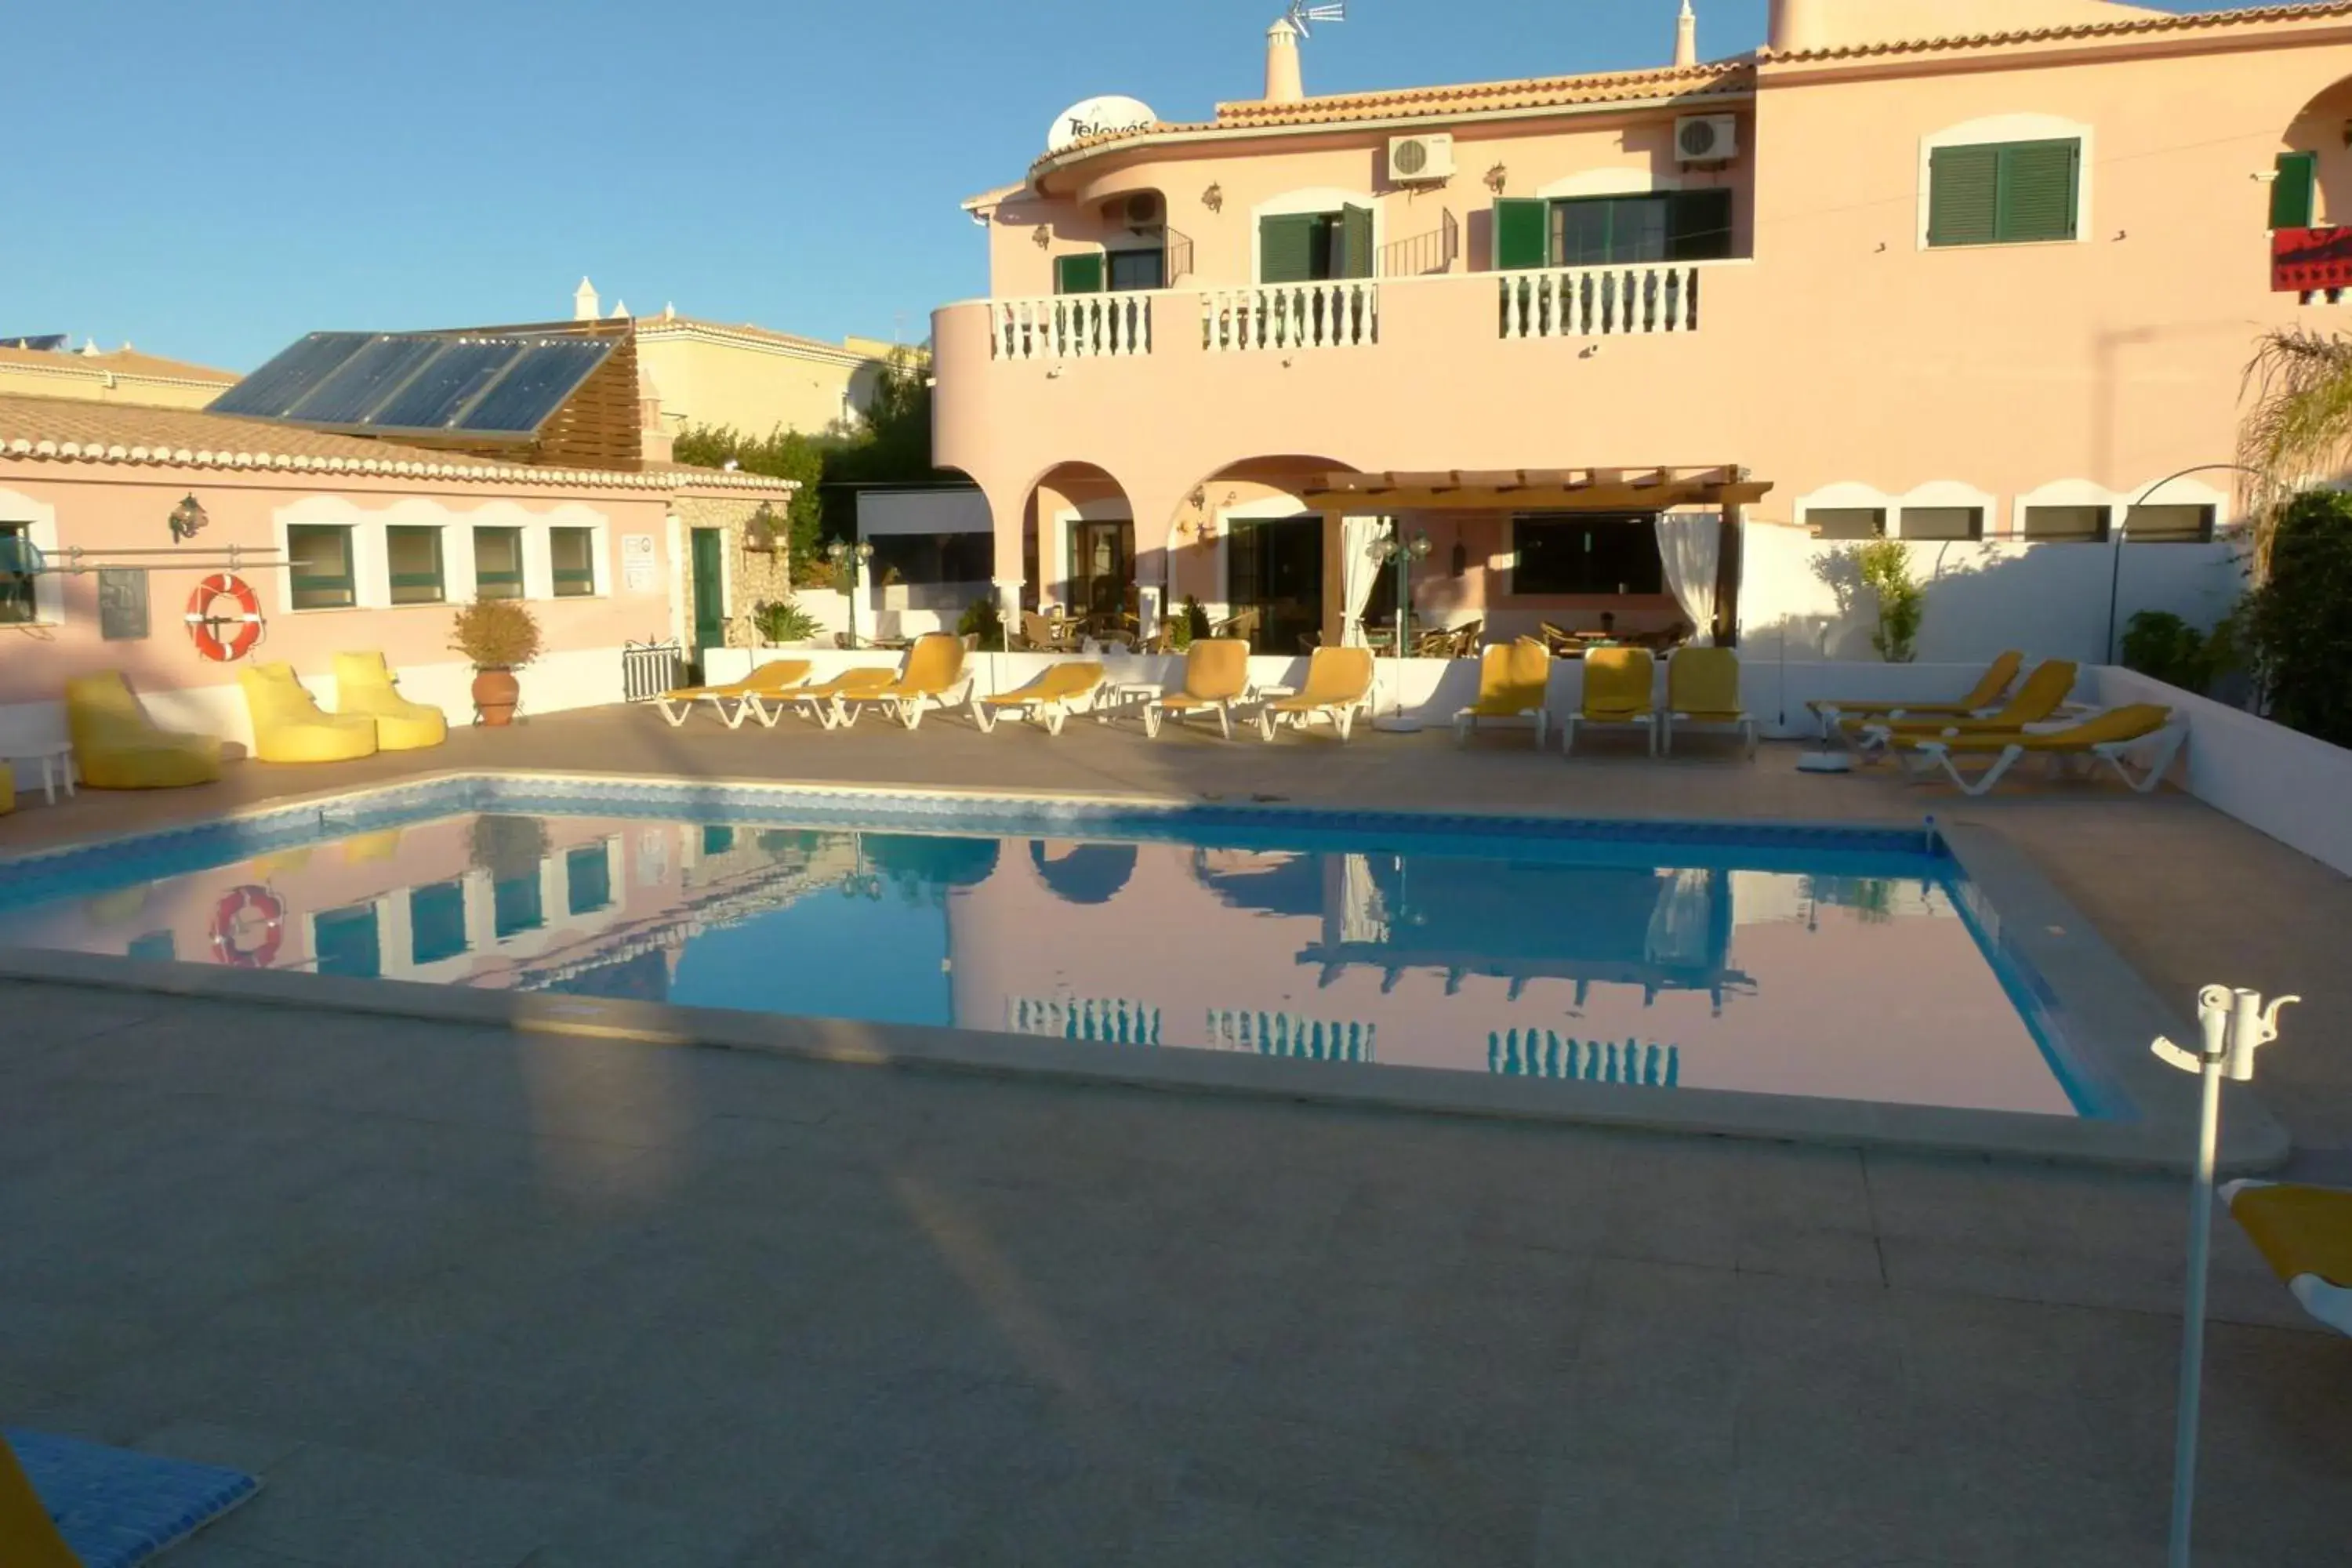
[2165,996,2228,1568]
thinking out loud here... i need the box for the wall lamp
[1201,183,1224,212]
[168,493,209,543]
[1483,163,1508,195]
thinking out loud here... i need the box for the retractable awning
[1301,465,1771,512]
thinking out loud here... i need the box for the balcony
[2273,226,2352,296]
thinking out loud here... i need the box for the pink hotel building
[932,0,2352,652]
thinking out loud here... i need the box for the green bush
[751,599,823,645]
[957,597,1006,652]
[1854,539,1924,663]
[2119,609,2233,695]
[2245,489,2352,747]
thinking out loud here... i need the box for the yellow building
[0,336,237,409]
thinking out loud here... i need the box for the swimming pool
[0,777,2122,1120]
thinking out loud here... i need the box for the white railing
[1498,263,1701,339]
[988,292,1153,361]
[1200,281,1379,351]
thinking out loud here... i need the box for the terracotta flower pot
[471,666,520,727]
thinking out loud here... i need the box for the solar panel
[365,339,526,432]
[457,340,612,435]
[209,331,615,441]
[286,336,448,427]
[209,332,377,419]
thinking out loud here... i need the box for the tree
[2240,328,2352,581]
[2241,488,2352,747]
[671,424,828,586]
[1855,539,1925,663]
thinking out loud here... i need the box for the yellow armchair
[332,652,448,750]
[64,672,223,790]
[239,662,379,764]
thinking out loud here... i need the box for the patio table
[2,742,76,804]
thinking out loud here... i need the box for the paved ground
[4,705,2350,1563]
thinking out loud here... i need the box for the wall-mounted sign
[98,568,151,641]
[1046,95,1156,154]
[621,532,658,593]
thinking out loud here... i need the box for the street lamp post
[826,539,876,648]
[2104,464,2256,665]
[1367,527,1432,733]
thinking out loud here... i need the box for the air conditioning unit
[1675,114,1738,164]
[1117,191,1163,230]
[1386,133,1455,184]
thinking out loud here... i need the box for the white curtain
[1653,511,1722,647]
[1339,517,1388,647]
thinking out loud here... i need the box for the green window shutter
[1994,140,2078,242]
[2273,151,2318,230]
[1667,188,1733,260]
[1338,203,1375,278]
[1259,214,1317,282]
[1053,253,1104,294]
[1928,144,1998,247]
[1494,198,1548,270]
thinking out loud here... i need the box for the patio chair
[1208,607,1259,646]
[1449,619,1485,659]
[239,662,378,764]
[1454,637,1552,747]
[1894,703,2182,795]
[1807,651,2022,738]
[1660,647,1756,758]
[331,652,448,750]
[1143,637,1252,739]
[971,662,1105,735]
[780,665,899,730]
[1564,647,1657,756]
[836,633,972,731]
[2220,1181,2352,1335]
[1850,659,2080,752]
[659,659,811,728]
[1019,611,1080,653]
[1257,647,1375,742]
[65,673,223,790]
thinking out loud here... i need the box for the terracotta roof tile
[1759,0,2352,62]
[0,344,239,384]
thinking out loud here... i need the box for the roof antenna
[1287,1,1347,36]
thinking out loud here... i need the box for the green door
[690,528,726,660]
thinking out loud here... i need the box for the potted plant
[752,598,824,646]
[448,599,542,726]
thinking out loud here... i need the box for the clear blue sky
[4,1,2207,373]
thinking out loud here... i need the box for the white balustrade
[1200,281,1380,351]
[1497,263,1702,340]
[989,292,1153,361]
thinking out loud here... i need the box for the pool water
[0,787,2100,1117]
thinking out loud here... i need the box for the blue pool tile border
[5,1428,259,1568]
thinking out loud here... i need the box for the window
[1809,507,1886,541]
[1259,205,1373,282]
[2022,505,2109,543]
[492,872,544,939]
[1928,140,2079,246]
[550,527,597,597]
[313,903,383,981]
[1053,254,1104,294]
[1495,190,1733,270]
[1898,506,1984,541]
[410,881,469,966]
[387,526,445,604]
[2273,151,2318,230]
[474,526,524,600]
[866,531,996,587]
[1107,247,1166,292]
[702,824,735,858]
[567,845,613,916]
[286,524,356,609]
[2125,504,2216,544]
[0,523,34,624]
[1509,514,1666,596]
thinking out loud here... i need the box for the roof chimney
[1265,16,1303,103]
[572,277,601,322]
[1675,0,1697,66]
[1767,0,1825,53]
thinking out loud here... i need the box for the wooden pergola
[1301,466,1772,645]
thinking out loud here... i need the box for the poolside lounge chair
[782,664,899,730]
[1257,647,1375,742]
[1564,647,1656,756]
[835,633,971,730]
[65,673,223,790]
[658,659,811,728]
[1895,702,2182,795]
[2221,1180,2352,1335]
[1454,637,1551,747]
[1809,651,2023,738]
[1142,637,1251,739]
[1660,647,1756,758]
[971,661,1105,735]
[241,663,379,764]
[331,652,447,750]
[1851,659,2081,751]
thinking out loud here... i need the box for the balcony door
[1065,518,1134,621]
[1225,516,1323,654]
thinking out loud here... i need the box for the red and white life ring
[210,884,285,968]
[186,572,264,662]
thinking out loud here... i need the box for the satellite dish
[1046,94,1157,154]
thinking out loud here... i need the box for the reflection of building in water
[1203,1009,1375,1062]
[1489,1029,1679,1086]
[1006,995,1161,1044]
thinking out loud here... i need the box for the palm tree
[2240,327,2352,579]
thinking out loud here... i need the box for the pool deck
[5,706,2350,1564]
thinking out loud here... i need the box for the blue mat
[5,1429,259,1568]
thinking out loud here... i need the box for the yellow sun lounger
[0,1436,81,1568]
[1258,646,1374,742]
[1143,637,1252,739]
[241,662,378,764]
[1807,650,2022,738]
[2220,1181,2352,1335]
[1661,647,1755,758]
[659,659,812,729]
[836,633,972,731]
[332,652,447,750]
[66,673,223,790]
[1896,702,2181,795]
[1564,647,1656,756]
[1453,637,1551,747]
[1852,659,2080,752]
[971,661,1105,735]
[784,664,900,730]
